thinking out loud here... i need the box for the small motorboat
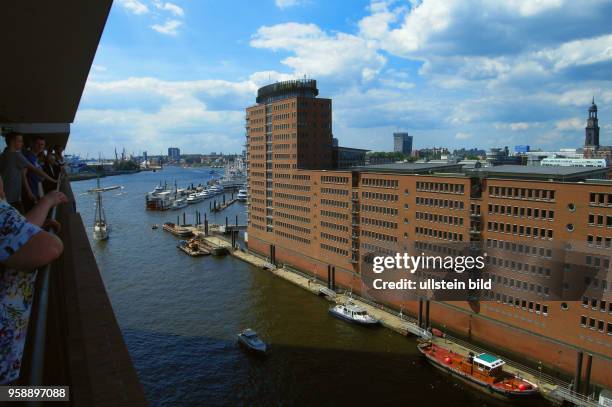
[237,329,267,353]
[151,224,159,230]
[170,198,188,210]
[236,188,248,202]
[329,303,379,326]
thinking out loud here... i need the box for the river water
[72,166,546,407]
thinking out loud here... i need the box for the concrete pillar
[574,351,583,393]
[418,299,423,328]
[583,354,592,396]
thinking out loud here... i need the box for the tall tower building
[393,132,413,155]
[246,79,332,238]
[585,97,600,148]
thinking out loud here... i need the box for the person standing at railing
[0,175,67,384]
[0,133,57,213]
[23,136,47,212]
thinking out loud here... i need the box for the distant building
[393,132,413,155]
[541,157,607,168]
[514,145,530,153]
[485,146,522,166]
[333,146,369,169]
[168,147,180,161]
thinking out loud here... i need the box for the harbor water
[72,167,547,407]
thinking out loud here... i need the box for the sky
[69,0,612,158]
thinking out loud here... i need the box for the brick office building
[245,80,612,388]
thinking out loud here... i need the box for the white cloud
[151,19,183,36]
[154,1,185,17]
[455,132,472,140]
[555,117,583,131]
[116,0,149,15]
[275,0,305,9]
[251,22,386,81]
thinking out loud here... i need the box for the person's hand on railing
[43,218,62,233]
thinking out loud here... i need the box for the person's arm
[19,153,56,183]
[2,232,63,269]
[22,168,36,202]
[25,191,68,227]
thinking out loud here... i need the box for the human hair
[4,132,22,146]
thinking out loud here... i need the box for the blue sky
[70,0,612,157]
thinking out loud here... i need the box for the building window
[580,315,587,326]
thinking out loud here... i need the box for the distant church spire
[585,97,600,148]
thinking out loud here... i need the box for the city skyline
[70,0,612,156]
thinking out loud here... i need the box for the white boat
[329,303,378,326]
[237,329,267,353]
[93,179,109,241]
[186,192,205,204]
[209,185,223,195]
[237,188,248,202]
[170,198,188,210]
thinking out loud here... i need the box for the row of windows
[585,255,610,270]
[413,241,462,257]
[414,227,464,242]
[321,232,349,245]
[361,217,398,229]
[250,197,266,205]
[321,187,349,196]
[251,163,265,168]
[250,222,266,231]
[415,212,464,226]
[320,243,349,257]
[589,192,612,206]
[275,221,310,235]
[488,186,555,201]
[588,214,612,227]
[582,296,611,313]
[249,136,264,142]
[251,180,265,187]
[273,112,294,121]
[361,242,396,256]
[320,210,349,220]
[251,214,266,223]
[273,154,292,159]
[273,123,294,130]
[579,316,612,335]
[273,143,291,150]
[273,133,295,141]
[321,175,349,184]
[293,174,310,181]
[487,222,553,239]
[484,265,551,294]
[488,204,554,220]
[251,144,265,151]
[487,256,552,278]
[251,154,265,160]
[250,171,265,178]
[275,229,310,244]
[416,182,465,194]
[276,201,310,213]
[361,229,398,243]
[274,183,310,192]
[362,178,398,189]
[486,239,553,259]
[273,163,293,169]
[275,192,310,202]
[250,206,264,214]
[587,235,612,248]
[272,102,294,111]
[416,196,465,210]
[275,211,310,224]
[321,199,349,209]
[361,191,399,202]
[274,173,291,179]
[483,292,549,316]
[320,220,349,232]
[360,204,398,216]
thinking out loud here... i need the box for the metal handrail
[24,173,64,387]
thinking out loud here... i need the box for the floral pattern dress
[0,200,41,384]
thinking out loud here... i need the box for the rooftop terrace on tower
[255,79,320,104]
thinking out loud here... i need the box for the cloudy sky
[70,0,612,157]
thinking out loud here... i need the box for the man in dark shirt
[0,133,56,212]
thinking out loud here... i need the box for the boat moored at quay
[417,342,539,399]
